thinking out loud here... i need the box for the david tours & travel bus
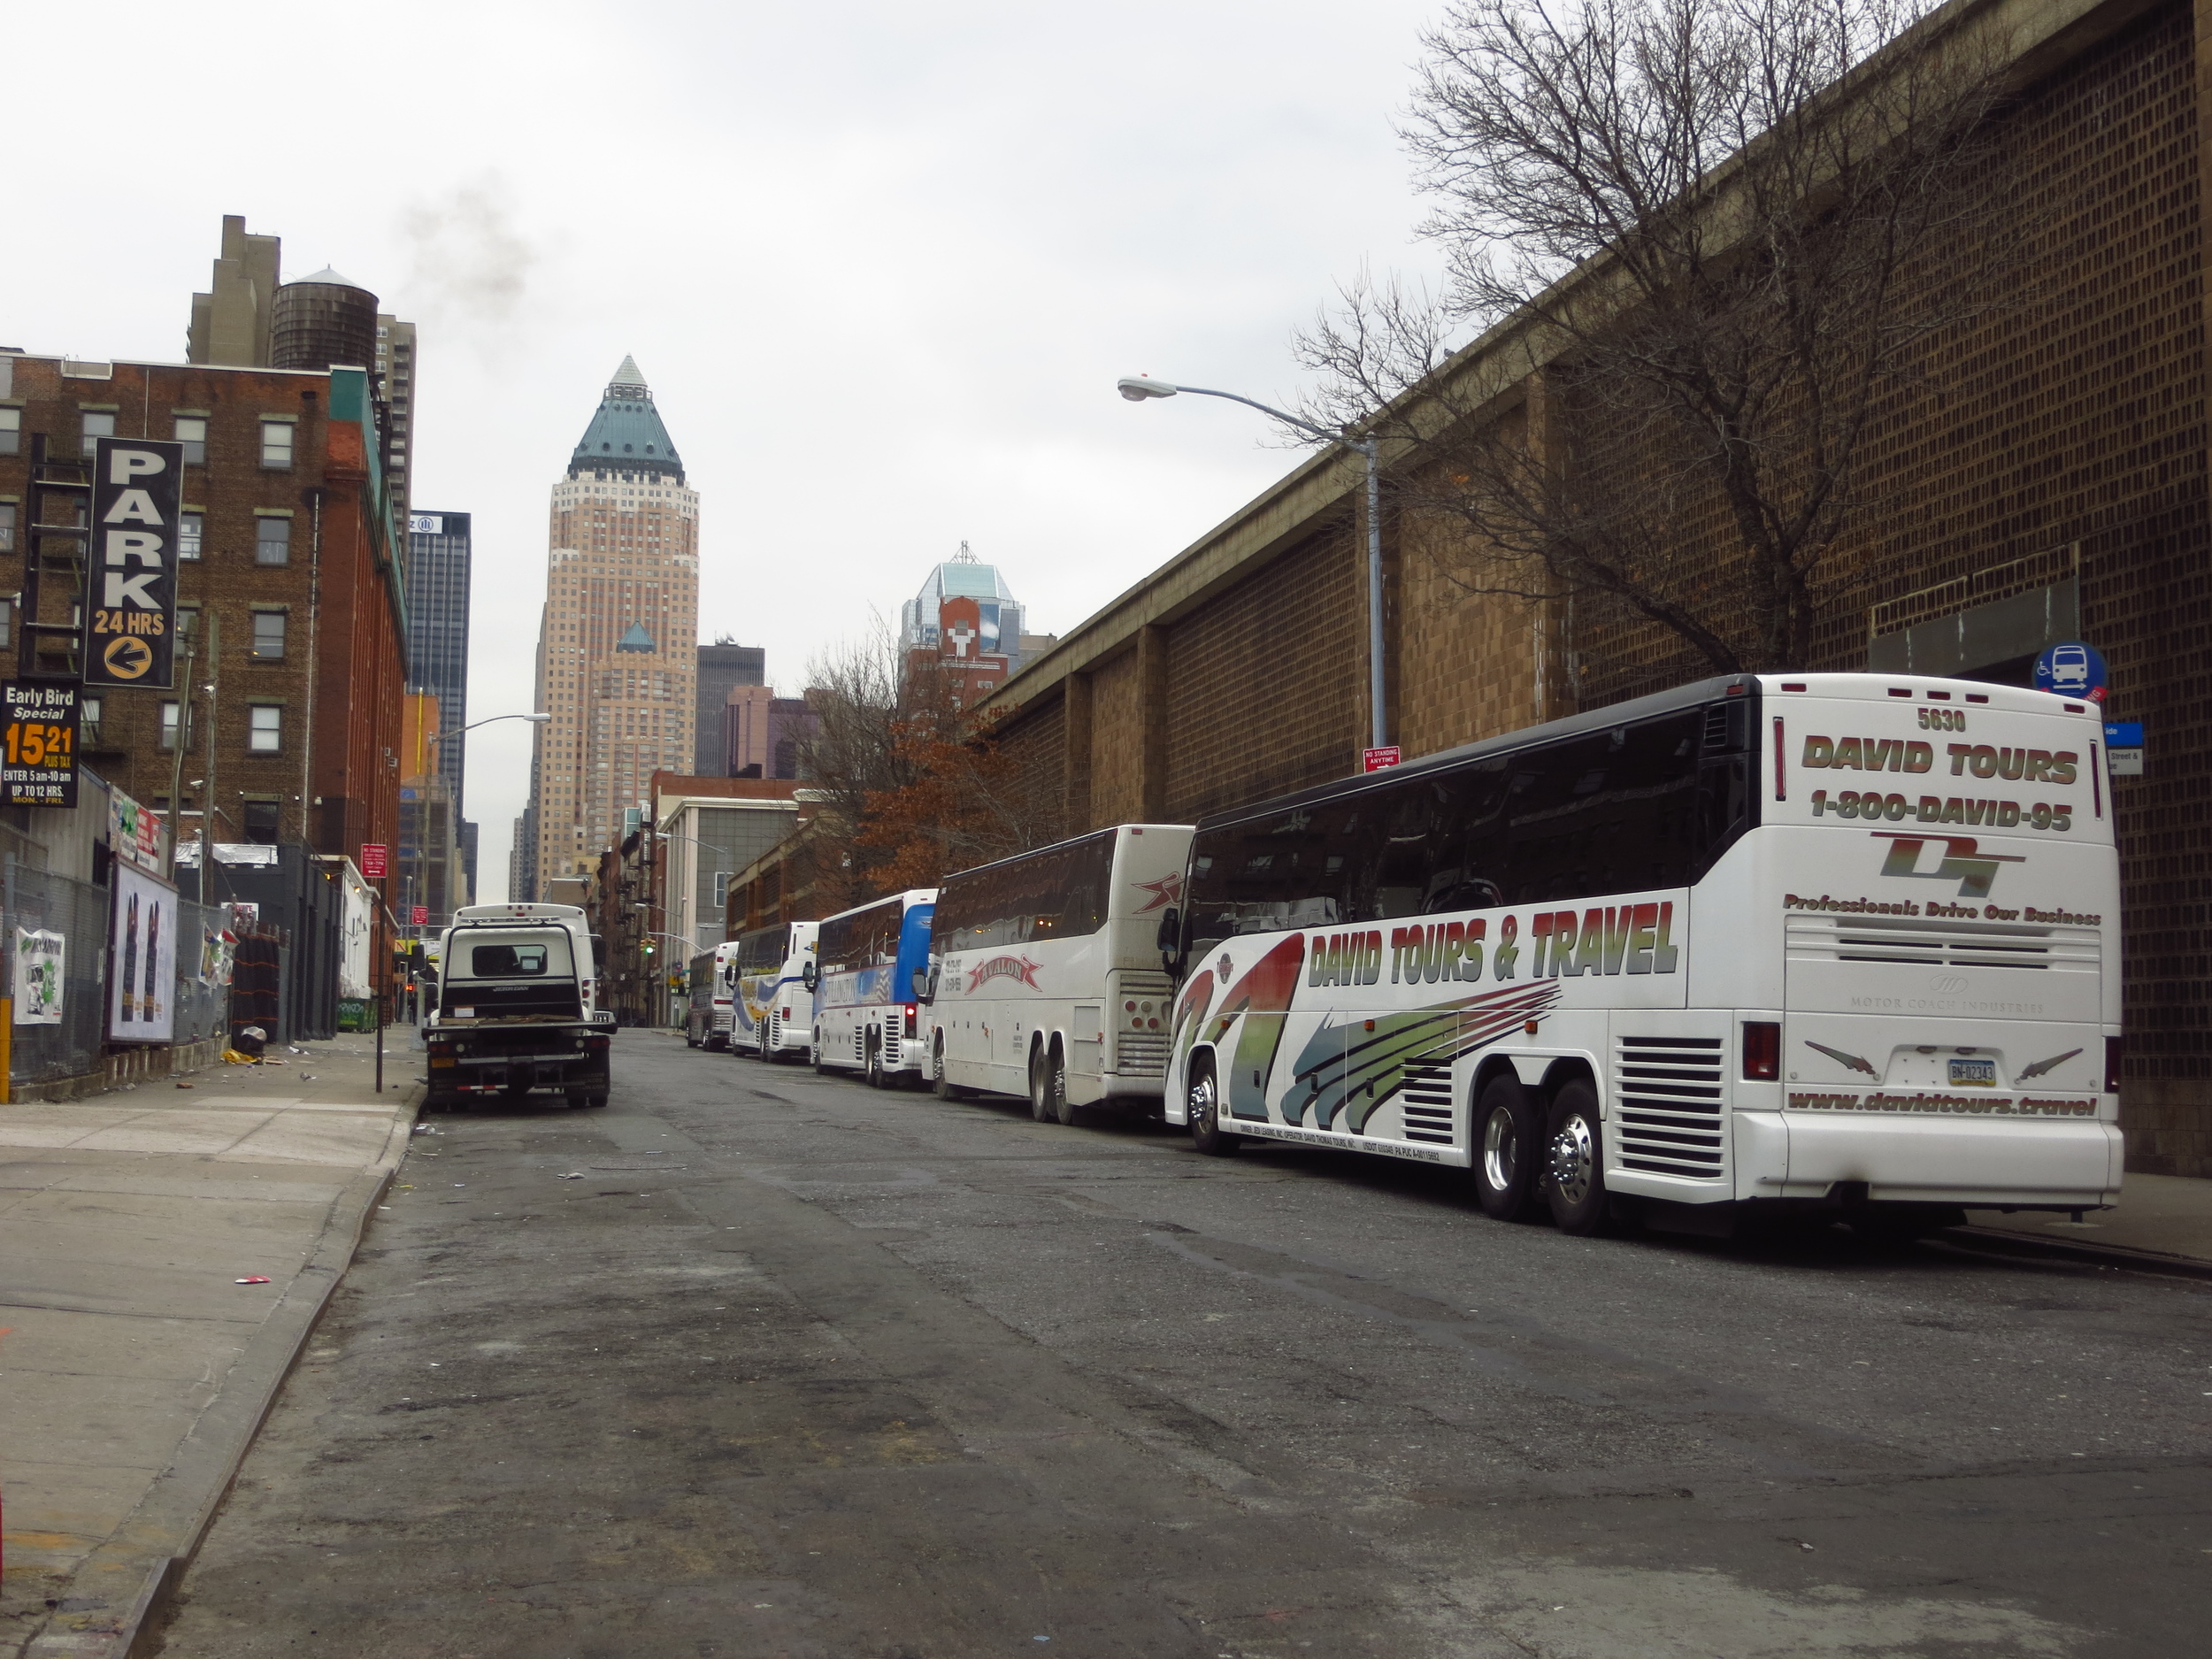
[1157,672,2121,1239]
[810,889,936,1087]
[730,919,818,1062]
[918,824,1194,1121]
[683,941,742,1049]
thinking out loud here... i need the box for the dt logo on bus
[1872,833,2024,899]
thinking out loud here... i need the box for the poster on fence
[13,928,65,1024]
[198,918,236,988]
[109,863,178,1042]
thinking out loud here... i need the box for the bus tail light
[902,1002,918,1038]
[2105,1035,2124,1093]
[1742,1021,1780,1080]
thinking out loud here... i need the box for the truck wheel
[1187,1060,1238,1156]
[1473,1073,1542,1221]
[1544,1079,1611,1236]
[584,1090,610,1110]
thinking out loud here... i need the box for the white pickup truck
[423,902,614,1111]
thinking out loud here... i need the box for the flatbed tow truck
[423,902,613,1110]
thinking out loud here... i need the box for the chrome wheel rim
[1548,1114,1594,1205]
[1482,1107,1518,1192]
[1189,1071,1217,1136]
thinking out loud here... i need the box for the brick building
[971,0,2212,1177]
[0,352,405,872]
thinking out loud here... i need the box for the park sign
[82,437,183,689]
[0,680,80,808]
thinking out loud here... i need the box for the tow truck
[423,902,613,1110]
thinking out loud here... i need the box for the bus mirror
[910,965,935,1002]
[801,961,818,989]
[1156,906,1181,971]
[591,936,607,970]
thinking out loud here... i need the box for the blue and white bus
[810,889,937,1087]
[731,919,818,1063]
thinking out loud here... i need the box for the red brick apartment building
[0,351,405,869]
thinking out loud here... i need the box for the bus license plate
[1949,1058,1997,1087]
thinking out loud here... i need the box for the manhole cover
[588,1159,687,1171]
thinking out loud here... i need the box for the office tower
[900,545,1028,710]
[374,318,418,526]
[694,639,765,775]
[526,358,700,889]
[405,511,472,918]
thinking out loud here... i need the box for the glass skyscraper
[406,511,473,903]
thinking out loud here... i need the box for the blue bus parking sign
[2033,641,2107,702]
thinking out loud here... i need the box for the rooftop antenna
[952,540,976,563]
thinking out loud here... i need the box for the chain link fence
[4,862,236,1087]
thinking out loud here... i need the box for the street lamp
[1118,375,1388,753]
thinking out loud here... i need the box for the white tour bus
[810,889,937,1087]
[1159,672,2121,1240]
[683,941,743,1049]
[731,919,818,1062]
[918,824,1195,1122]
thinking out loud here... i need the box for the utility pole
[198,611,220,907]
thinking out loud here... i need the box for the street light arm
[1171,385,1354,449]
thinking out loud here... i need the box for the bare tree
[1297,0,2030,673]
[795,619,1065,897]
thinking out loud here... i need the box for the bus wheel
[1474,1073,1541,1221]
[864,1030,887,1089]
[1187,1063,1239,1156]
[1027,1047,1052,1120]
[1045,1044,1076,1126]
[1543,1079,1610,1235]
[932,1037,968,1100]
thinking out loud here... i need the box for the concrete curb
[1940,1223,2212,1284]
[19,1087,422,1659]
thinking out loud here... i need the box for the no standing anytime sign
[81,437,182,690]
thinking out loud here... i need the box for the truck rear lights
[429,1056,456,1069]
[902,1003,918,1038]
[2105,1035,2124,1093]
[1742,1021,1780,1080]
[585,1034,611,1052]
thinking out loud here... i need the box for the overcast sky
[5,0,1448,901]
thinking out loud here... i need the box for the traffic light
[642,941,656,957]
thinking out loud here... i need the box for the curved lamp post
[1118,376,1387,752]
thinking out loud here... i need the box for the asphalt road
[156,1030,2211,1658]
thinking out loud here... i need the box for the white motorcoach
[918,825,1195,1122]
[683,941,742,1049]
[1159,672,2121,1238]
[810,890,937,1087]
[731,919,818,1062]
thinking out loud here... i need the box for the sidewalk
[1959,1171,2212,1276]
[0,1035,419,1659]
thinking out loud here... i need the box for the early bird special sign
[1,680,81,808]
[83,437,183,689]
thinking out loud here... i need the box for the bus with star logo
[1156,673,2121,1241]
[918,824,1194,1120]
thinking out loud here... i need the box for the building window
[174,417,207,465]
[251,611,286,660]
[248,705,281,752]
[180,514,203,560]
[0,503,13,549]
[255,517,290,565]
[260,420,294,469]
[0,597,11,650]
[160,701,187,750]
[0,408,18,456]
[81,411,115,457]
[81,694,101,746]
[242,799,280,842]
